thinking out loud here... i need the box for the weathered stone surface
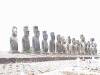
[10,26,18,53]
[32,26,40,54]
[80,34,87,55]
[42,31,48,54]
[22,26,30,53]
[87,41,90,55]
[61,36,66,54]
[70,38,76,54]
[49,32,55,54]
[75,40,80,55]
[56,35,63,54]
[0,54,98,64]
[90,38,97,55]
[9,26,98,55]
[66,36,71,54]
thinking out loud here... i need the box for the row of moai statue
[10,26,97,55]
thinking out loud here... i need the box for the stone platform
[0,53,99,64]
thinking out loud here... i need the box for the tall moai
[87,41,90,55]
[32,26,40,54]
[90,38,97,55]
[61,36,66,54]
[22,26,30,53]
[10,26,18,53]
[70,38,76,54]
[93,42,97,55]
[75,40,80,55]
[80,34,87,55]
[49,32,55,54]
[42,31,48,54]
[56,35,63,54]
[66,36,71,54]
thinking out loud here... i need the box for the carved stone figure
[70,38,76,54]
[90,38,97,55]
[56,35,63,54]
[42,31,48,54]
[22,26,30,53]
[66,36,71,54]
[80,34,87,55]
[61,36,66,54]
[10,26,18,53]
[93,42,97,55]
[87,41,90,55]
[49,32,55,54]
[75,40,80,55]
[32,26,40,54]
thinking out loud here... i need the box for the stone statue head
[42,31,48,40]
[33,26,38,34]
[61,36,66,44]
[90,38,95,42]
[36,31,40,38]
[87,41,90,47]
[94,42,97,47]
[12,26,17,37]
[23,26,29,37]
[72,38,76,45]
[67,36,71,44]
[80,34,85,42]
[50,32,55,41]
[57,35,61,43]
[33,26,40,38]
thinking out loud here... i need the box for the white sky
[0,0,100,52]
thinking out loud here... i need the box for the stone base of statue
[22,51,30,53]
[10,50,19,54]
[42,52,49,54]
[0,54,98,64]
[33,51,41,54]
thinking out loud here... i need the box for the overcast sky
[0,0,100,52]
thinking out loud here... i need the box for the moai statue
[66,36,71,54]
[49,32,55,54]
[10,26,18,53]
[56,35,63,54]
[75,40,80,55]
[93,42,97,55]
[80,34,87,55]
[61,36,66,54]
[70,38,76,55]
[90,38,97,55]
[22,26,30,53]
[42,31,48,54]
[87,41,90,55]
[32,26,40,54]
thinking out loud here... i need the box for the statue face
[36,31,40,38]
[80,35,85,42]
[33,26,40,38]
[67,36,71,44]
[57,35,61,42]
[43,31,48,40]
[50,32,55,41]
[12,27,17,37]
[61,37,66,44]
[33,26,38,34]
[94,43,97,47]
[24,26,29,37]
[72,38,75,44]
[87,41,90,46]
